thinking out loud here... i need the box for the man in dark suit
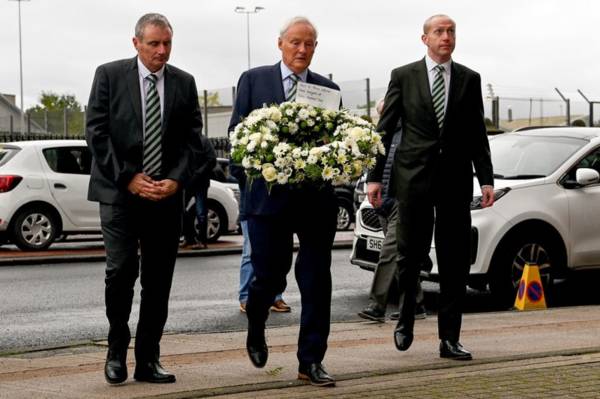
[367,14,494,361]
[229,17,339,387]
[86,13,204,384]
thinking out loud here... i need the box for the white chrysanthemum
[242,157,252,168]
[298,108,309,120]
[247,141,257,152]
[307,155,318,164]
[322,165,335,180]
[249,132,262,142]
[309,147,322,156]
[291,147,303,158]
[260,141,268,149]
[276,173,288,184]
[337,153,347,164]
[270,109,282,122]
[285,109,294,116]
[252,159,262,170]
[378,142,386,155]
[239,136,249,145]
[289,123,299,134]
[294,159,306,169]
[343,164,353,174]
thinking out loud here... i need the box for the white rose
[261,164,277,182]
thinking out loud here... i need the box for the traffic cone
[514,263,547,311]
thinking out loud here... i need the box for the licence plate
[366,237,383,252]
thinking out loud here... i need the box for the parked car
[351,127,600,307]
[0,140,239,250]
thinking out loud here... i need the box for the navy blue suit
[229,62,340,365]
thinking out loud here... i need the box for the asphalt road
[2,248,599,353]
[0,249,376,352]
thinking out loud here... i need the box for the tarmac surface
[1,234,600,397]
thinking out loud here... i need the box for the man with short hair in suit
[229,16,339,387]
[86,13,204,384]
[367,14,494,360]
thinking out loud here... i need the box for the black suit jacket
[229,62,340,216]
[86,56,204,204]
[369,58,493,203]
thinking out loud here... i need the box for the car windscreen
[490,135,587,179]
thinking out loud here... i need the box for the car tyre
[11,206,59,251]
[199,201,227,243]
[336,199,354,231]
[489,232,559,309]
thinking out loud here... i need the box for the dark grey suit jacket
[369,58,493,203]
[86,56,204,204]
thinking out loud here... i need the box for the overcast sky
[1,0,599,117]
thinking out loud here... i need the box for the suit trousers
[394,195,471,342]
[100,194,182,361]
[246,186,337,365]
[369,201,424,312]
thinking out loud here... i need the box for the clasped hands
[127,173,179,201]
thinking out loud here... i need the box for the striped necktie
[143,73,162,177]
[286,74,299,102]
[432,65,446,130]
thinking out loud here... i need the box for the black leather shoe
[439,340,473,360]
[298,363,336,387]
[358,306,385,322]
[133,361,176,383]
[393,329,413,351]
[104,350,127,384]
[246,334,268,368]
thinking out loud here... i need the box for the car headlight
[470,187,510,210]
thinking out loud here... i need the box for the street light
[9,0,30,135]
[234,6,264,70]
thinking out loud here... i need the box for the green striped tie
[286,74,299,102]
[432,65,445,130]
[143,74,162,177]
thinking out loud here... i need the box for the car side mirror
[576,168,600,186]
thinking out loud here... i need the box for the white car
[0,140,239,251]
[351,127,600,307]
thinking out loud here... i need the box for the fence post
[63,108,68,136]
[492,97,500,129]
[555,88,570,126]
[9,115,14,134]
[365,78,371,120]
[44,109,49,133]
[231,86,236,107]
[577,90,594,127]
[27,113,31,134]
[203,89,208,137]
[83,107,87,135]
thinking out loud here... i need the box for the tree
[26,91,84,136]
[27,91,82,113]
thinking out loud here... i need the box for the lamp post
[234,6,264,70]
[9,0,30,135]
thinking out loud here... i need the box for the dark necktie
[143,74,162,177]
[432,65,445,130]
[286,74,299,102]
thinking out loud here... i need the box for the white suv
[0,140,238,250]
[351,127,600,307]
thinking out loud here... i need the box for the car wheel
[11,206,59,251]
[336,200,353,231]
[199,201,227,243]
[489,233,559,309]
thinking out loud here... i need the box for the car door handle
[54,183,67,189]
